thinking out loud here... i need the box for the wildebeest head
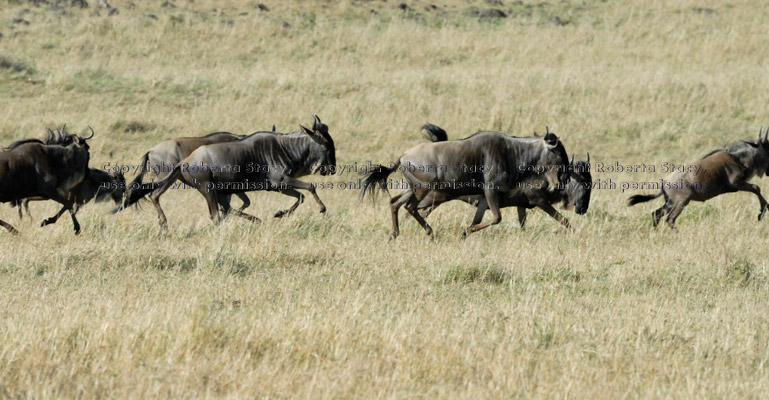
[562,153,592,215]
[300,114,336,176]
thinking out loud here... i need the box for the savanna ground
[2,0,769,397]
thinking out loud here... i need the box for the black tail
[421,123,448,142]
[361,162,399,201]
[118,152,151,211]
[627,191,663,206]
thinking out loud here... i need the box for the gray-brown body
[628,130,769,228]
[412,124,592,230]
[148,116,335,230]
[0,127,94,234]
[361,127,570,238]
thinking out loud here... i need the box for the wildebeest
[121,125,279,218]
[0,126,94,234]
[17,168,125,222]
[361,124,570,239]
[628,128,769,228]
[146,115,336,230]
[413,124,592,230]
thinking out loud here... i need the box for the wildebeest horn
[586,152,590,164]
[570,154,575,165]
[60,123,67,135]
[764,126,768,143]
[758,127,763,142]
[83,126,95,140]
[313,114,321,130]
[546,126,550,135]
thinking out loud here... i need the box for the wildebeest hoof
[41,218,54,227]
[759,212,765,221]
[388,233,398,241]
[74,229,81,235]
[274,210,287,218]
[319,207,327,214]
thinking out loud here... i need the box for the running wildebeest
[414,124,592,230]
[17,168,125,222]
[0,126,94,234]
[361,125,570,239]
[147,115,336,230]
[628,128,769,228]
[121,124,279,217]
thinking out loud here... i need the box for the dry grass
[2,0,769,397]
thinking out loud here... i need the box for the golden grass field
[2,0,769,397]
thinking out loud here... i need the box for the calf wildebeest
[147,115,336,230]
[361,124,570,239]
[121,125,279,218]
[17,168,125,222]
[628,128,769,228]
[414,124,592,230]
[0,126,94,234]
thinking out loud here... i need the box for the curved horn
[570,153,575,164]
[586,152,590,164]
[313,114,321,129]
[546,126,550,135]
[83,126,95,140]
[759,127,763,142]
[764,126,768,143]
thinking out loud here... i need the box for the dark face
[565,160,591,215]
[540,132,570,189]
[313,122,336,176]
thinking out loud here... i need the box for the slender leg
[0,219,19,235]
[389,191,412,240]
[734,182,769,220]
[235,192,250,212]
[471,199,488,226]
[465,189,502,236]
[517,207,527,230]
[277,177,327,214]
[403,195,433,239]
[68,209,81,235]
[666,201,686,229]
[41,206,68,227]
[538,203,572,230]
[273,189,304,218]
[200,189,222,224]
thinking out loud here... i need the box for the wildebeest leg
[196,187,223,224]
[22,199,31,218]
[517,207,528,230]
[273,188,304,218]
[538,203,572,230]
[235,193,250,212]
[652,201,672,229]
[220,193,261,223]
[465,189,502,236]
[0,218,19,235]
[68,209,81,235]
[733,182,769,220]
[403,196,433,239]
[389,191,412,240]
[277,177,327,215]
[666,201,687,229]
[471,198,488,225]
[41,206,68,227]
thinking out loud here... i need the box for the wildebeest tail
[627,191,663,206]
[361,162,399,201]
[421,123,448,142]
[119,152,151,210]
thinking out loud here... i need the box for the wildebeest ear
[272,125,276,132]
[544,132,559,147]
[300,124,315,136]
